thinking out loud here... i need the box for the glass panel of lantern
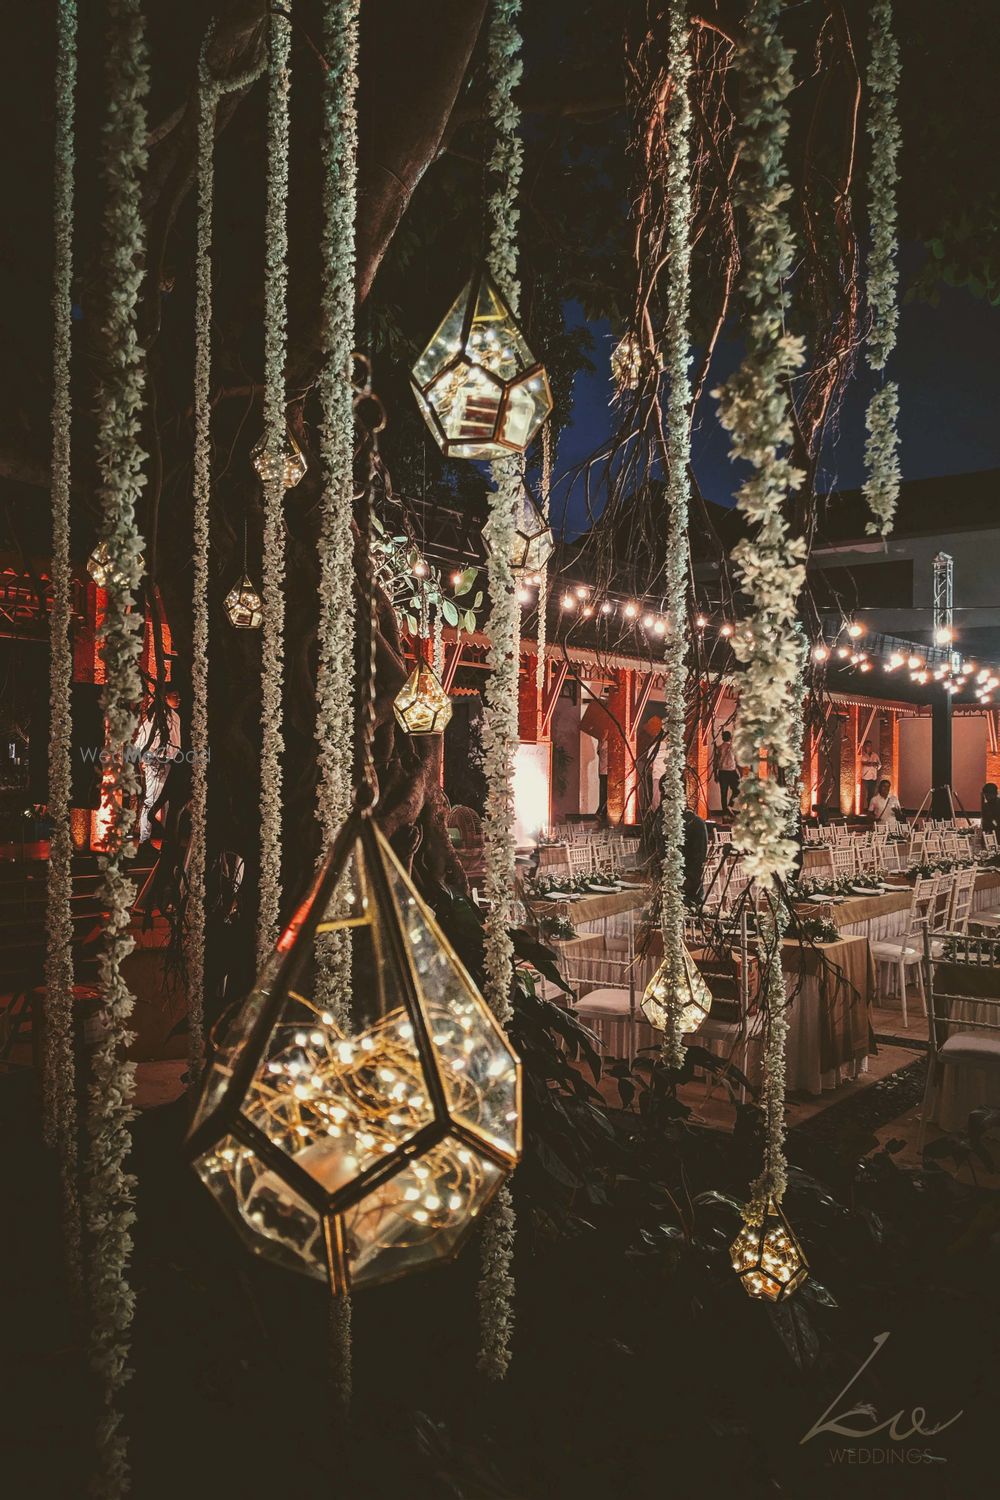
[223,574,263,630]
[187,815,521,1293]
[729,1196,809,1302]
[485,485,553,578]
[641,946,714,1035]
[251,426,308,490]
[411,266,553,460]
[393,664,453,736]
[87,539,144,591]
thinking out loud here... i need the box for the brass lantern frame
[410,263,553,460]
[186,813,521,1295]
[729,1195,809,1303]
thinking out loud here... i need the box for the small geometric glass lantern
[641,945,713,1035]
[223,574,263,630]
[611,332,643,392]
[411,265,553,459]
[187,814,521,1294]
[87,539,144,590]
[729,1196,809,1303]
[251,425,308,490]
[491,486,554,579]
[394,664,453,736]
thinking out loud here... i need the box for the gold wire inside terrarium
[393,664,453,735]
[640,946,713,1035]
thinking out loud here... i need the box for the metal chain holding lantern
[188,373,522,1298]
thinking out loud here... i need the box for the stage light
[934,625,954,645]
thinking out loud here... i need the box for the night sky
[554,248,1000,538]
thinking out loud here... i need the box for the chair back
[568,843,593,878]
[948,865,978,932]
[831,844,856,882]
[923,928,1000,1058]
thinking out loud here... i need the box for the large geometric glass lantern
[251,425,308,490]
[223,573,263,630]
[187,815,521,1294]
[641,946,713,1035]
[411,265,553,459]
[729,1196,809,1302]
[394,664,453,736]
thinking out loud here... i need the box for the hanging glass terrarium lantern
[411,265,553,459]
[729,1196,809,1302]
[187,814,521,1294]
[223,575,263,630]
[394,663,453,736]
[610,332,644,392]
[641,945,713,1035]
[251,425,307,490]
[485,485,554,579]
[87,539,144,590]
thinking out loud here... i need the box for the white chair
[919,930,1000,1150]
[568,843,593,879]
[690,910,752,1103]
[948,865,978,934]
[828,844,857,883]
[871,876,937,1028]
[567,953,655,1061]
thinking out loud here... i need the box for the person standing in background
[714,731,741,817]
[869,777,903,826]
[981,783,1000,838]
[596,732,608,819]
[133,687,182,845]
[860,738,882,808]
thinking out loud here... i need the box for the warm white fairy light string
[315,0,361,1416]
[85,1,149,1491]
[477,0,524,1382]
[657,0,694,1069]
[257,5,293,968]
[862,0,901,537]
[43,0,82,1296]
[715,0,806,1229]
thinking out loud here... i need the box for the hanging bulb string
[351,356,386,813]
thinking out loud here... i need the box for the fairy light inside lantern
[610,331,643,392]
[410,265,552,459]
[251,425,308,490]
[224,574,263,630]
[641,945,713,1035]
[187,815,521,1294]
[87,539,144,590]
[729,1196,808,1302]
[393,664,453,736]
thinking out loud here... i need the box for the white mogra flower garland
[433,607,445,679]
[657,0,694,1069]
[316,0,361,1417]
[257,5,293,968]
[862,0,901,537]
[316,0,360,857]
[535,423,550,713]
[478,0,525,1384]
[85,1,149,1492]
[189,38,267,1084]
[44,0,81,1295]
[715,0,807,889]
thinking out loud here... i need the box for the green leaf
[472,591,484,609]
[454,567,478,597]
[442,599,459,626]
[464,609,477,633]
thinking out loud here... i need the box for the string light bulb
[694,614,708,629]
[623,602,638,620]
[847,622,864,639]
[719,623,733,638]
[812,643,829,662]
[561,592,576,610]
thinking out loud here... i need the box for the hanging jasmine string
[43,0,82,1298]
[534,423,550,720]
[257,3,293,968]
[477,0,525,1383]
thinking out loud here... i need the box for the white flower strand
[862,0,901,537]
[316,0,360,860]
[257,6,293,968]
[85,2,149,1492]
[535,423,550,713]
[478,0,525,1385]
[316,0,361,1417]
[189,36,267,1086]
[43,0,82,1299]
[657,0,694,1069]
[715,0,807,887]
[749,631,805,1214]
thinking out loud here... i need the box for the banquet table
[693,932,876,1096]
[531,884,650,929]
[795,869,1000,943]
